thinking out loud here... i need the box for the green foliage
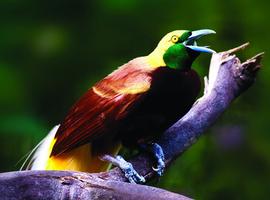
[0,0,269,199]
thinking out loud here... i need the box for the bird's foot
[140,142,165,176]
[115,155,146,183]
[151,143,165,176]
[100,154,145,184]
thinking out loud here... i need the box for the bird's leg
[140,142,165,176]
[99,154,145,184]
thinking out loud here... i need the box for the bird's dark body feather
[51,58,200,156]
[119,67,201,146]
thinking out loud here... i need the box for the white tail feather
[19,138,46,170]
[21,125,59,170]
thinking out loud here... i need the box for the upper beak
[184,29,216,54]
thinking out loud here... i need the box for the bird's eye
[171,35,179,43]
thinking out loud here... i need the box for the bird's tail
[21,125,121,172]
[20,125,59,170]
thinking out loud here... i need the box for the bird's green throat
[163,44,199,70]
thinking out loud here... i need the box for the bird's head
[147,29,216,70]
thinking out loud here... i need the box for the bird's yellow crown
[147,30,188,68]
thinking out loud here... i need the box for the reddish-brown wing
[51,59,153,156]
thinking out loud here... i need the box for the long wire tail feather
[19,138,46,170]
[20,125,59,170]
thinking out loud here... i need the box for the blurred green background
[0,0,269,199]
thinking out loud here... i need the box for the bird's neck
[146,48,166,68]
[146,47,195,70]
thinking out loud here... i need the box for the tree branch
[0,44,263,200]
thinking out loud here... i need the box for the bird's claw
[150,143,165,176]
[152,157,165,176]
[116,155,145,184]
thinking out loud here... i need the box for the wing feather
[52,59,153,156]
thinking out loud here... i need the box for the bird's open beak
[184,29,216,54]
